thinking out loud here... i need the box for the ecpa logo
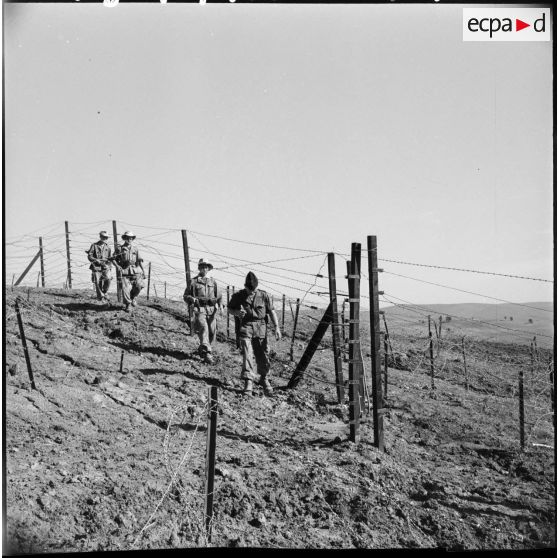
[463,8,550,41]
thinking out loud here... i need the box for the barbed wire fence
[5,221,555,546]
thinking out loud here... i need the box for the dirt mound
[4,287,556,551]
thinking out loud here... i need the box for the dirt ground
[3,287,556,552]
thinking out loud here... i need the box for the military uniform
[184,274,222,357]
[228,287,274,383]
[87,236,113,301]
[113,241,144,308]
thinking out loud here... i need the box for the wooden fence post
[153,282,158,299]
[36,271,40,288]
[14,251,41,287]
[64,221,72,289]
[347,243,362,443]
[38,236,45,287]
[164,282,167,299]
[233,287,240,349]
[383,331,388,396]
[328,253,345,403]
[204,386,218,543]
[14,298,37,390]
[226,286,230,340]
[119,351,124,374]
[146,262,152,301]
[11,274,15,291]
[289,298,300,362]
[367,235,384,451]
[428,315,435,390]
[519,367,525,450]
[282,294,286,334]
[462,336,469,391]
[112,221,122,302]
[288,302,333,389]
[181,230,193,335]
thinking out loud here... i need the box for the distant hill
[377,302,554,348]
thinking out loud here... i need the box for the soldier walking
[112,230,145,313]
[184,258,223,364]
[86,230,113,303]
[228,271,281,395]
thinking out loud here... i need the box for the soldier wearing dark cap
[228,271,282,395]
[86,231,113,302]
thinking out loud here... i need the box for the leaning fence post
[428,316,435,390]
[14,298,37,390]
[36,271,40,288]
[153,282,158,299]
[11,274,15,291]
[289,298,300,362]
[119,351,124,374]
[64,221,72,289]
[15,250,41,287]
[38,236,45,287]
[519,367,525,451]
[146,262,152,301]
[347,243,361,443]
[204,386,218,543]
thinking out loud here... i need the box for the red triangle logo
[516,19,530,31]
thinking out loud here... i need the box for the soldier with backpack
[112,230,145,313]
[86,230,113,303]
[183,258,223,364]
[228,271,282,396]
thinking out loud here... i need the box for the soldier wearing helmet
[183,258,223,364]
[112,230,145,312]
[228,271,282,395]
[86,230,113,303]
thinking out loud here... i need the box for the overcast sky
[4,2,554,309]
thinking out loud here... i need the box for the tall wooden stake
[226,286,230,339]
[112,221,122,302]
[204,386,218,542]
[146,262,152,300]
[367,236,384,451]
[462,336,469,391]
[383,331,388,396]
[328,253,345,403]
[181,230,193,336]
[14,298,37,390]
[38,236,45,287]
[289,298,300,362]
[428,316,435,389]
[347,243,361,443]
[164,281,167,299]
[36,271,40,288]
[519,367,525,450]
[11,274,15,291]
[119,351,124,374]
[281,294,286,334]
[64,221,72,289]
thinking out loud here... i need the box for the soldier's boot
[260,377,274,396]
[204,353,214,365]
[131,299,138,307]
[243,379,253,396]
[124,304,131,313]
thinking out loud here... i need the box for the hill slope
[4,287,556,551]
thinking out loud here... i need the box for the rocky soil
[3,287,556,552]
